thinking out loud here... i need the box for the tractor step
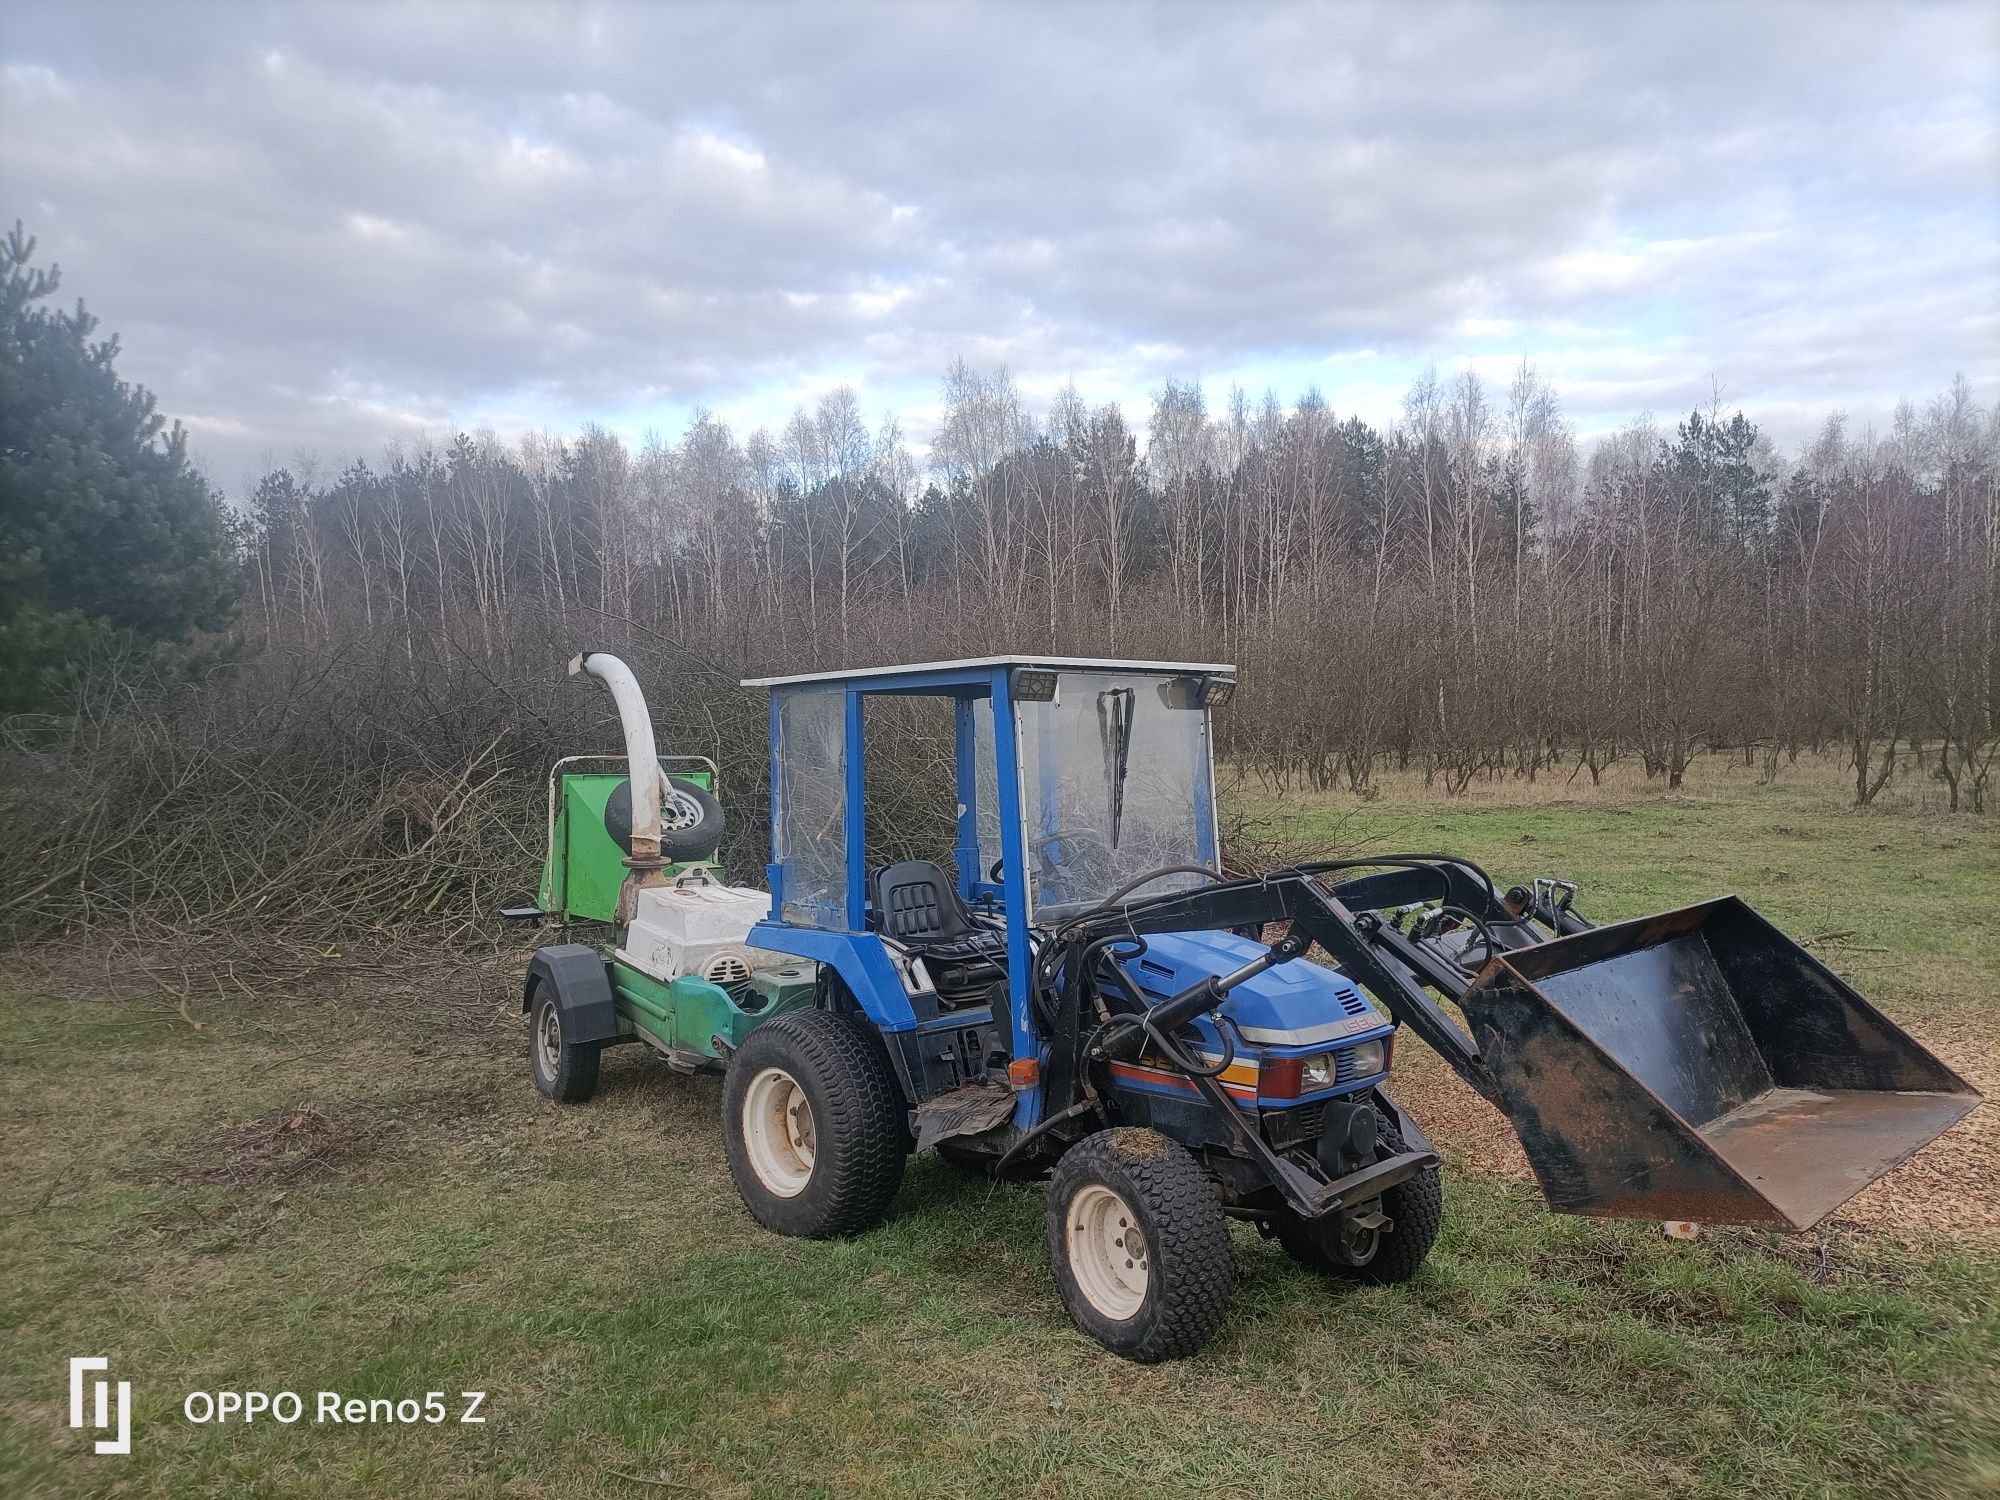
[912,1079,1018,1153]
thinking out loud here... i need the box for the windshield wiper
[1098,686,1134,849]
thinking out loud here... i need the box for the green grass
[2,764,1996,1498]
[1254,754,2000,1025]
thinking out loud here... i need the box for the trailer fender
[523,944,622,1046]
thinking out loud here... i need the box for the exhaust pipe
[569,652,667,924]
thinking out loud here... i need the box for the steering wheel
[989,829,1113,887]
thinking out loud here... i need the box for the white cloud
[0,0,1993,482]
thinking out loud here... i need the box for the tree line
[4,226,1994,943]
[244,361,2000,812]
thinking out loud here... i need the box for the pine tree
[0,223,242,711]
[1661,409,1773,550]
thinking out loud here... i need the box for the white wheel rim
[1341,1216,1381,1265]
[662,788,704,831]
[537,1004,562,1078]
[1067,1183,1149,1320]
[742,1067,816,1197]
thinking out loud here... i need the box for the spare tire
[604,772,725,862]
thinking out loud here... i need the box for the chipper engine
[520,652,1981,1362]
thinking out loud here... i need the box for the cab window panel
[773,687,846,928]
[1018,671,1214,919]
[861,694,962,883]
[972,704,1002,887]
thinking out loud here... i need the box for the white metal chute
[569,651,667,922]
[570,652,663,848]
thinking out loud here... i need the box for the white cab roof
[741,655,1236,688]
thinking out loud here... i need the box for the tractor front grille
[1263,1101,1326,1152]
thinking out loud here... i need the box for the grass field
[3,757,1996,1498]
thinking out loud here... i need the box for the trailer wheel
[722,1010,909,1239]
[528,987,601,1103]
[1277,1107,1442,1283]
[1045,1128,1235,1362]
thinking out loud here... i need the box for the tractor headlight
[1293,1039,1388,1093]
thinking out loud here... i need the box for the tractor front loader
[1041,861,1975,1236]
[518,653,1980,1361]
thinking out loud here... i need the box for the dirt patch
[1392,1022,2000,1240]
[1110,1126,1173,1159]
[178,1105,383,1187]
[0,934,528,1028]
[1391,1045,1535,1184]
[1838,1019,2000,1239]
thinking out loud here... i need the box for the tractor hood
[1120,930,1387,1050]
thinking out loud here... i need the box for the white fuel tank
[618,883,789,989]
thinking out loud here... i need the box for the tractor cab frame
[742,656,1237,1136]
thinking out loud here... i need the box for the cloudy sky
[3,0,1995,490]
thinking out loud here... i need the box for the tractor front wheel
[1045,1128,1235,1362]
[1276,1106,1442,1283]
[722,1010,909,1239]
[528,989,601,1103]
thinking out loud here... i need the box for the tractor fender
[523,944,622,1046]
[742,922,919,1032]
[740,922,929,1102]
[1370,1087,1436,1158]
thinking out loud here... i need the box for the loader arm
[1046,858,1980,1231]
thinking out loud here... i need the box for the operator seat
[871,860,1006,963]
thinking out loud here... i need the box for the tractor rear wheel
[722,1009,909,1239]
[1045,1128,1235,1362]
[1276,1106,1442,1283]
[529,988,601,1103]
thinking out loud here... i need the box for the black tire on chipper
[604,772,725,862]
[523,945,618,1105]
[1457,896,1981,1230]
[528,986,601,1103]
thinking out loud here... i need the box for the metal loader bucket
[1458,897,1980,1230]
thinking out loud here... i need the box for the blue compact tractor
[521,654,1979,1361]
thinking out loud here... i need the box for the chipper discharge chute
[1452,896,1979,1230]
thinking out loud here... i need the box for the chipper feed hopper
[519,653,1980,1361]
